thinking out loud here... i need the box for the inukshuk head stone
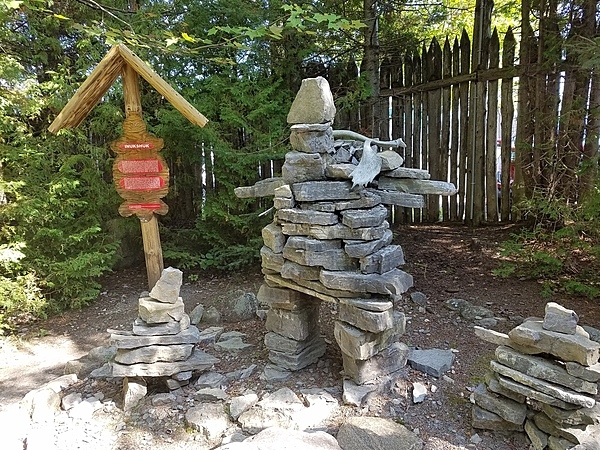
[235,76,457,385]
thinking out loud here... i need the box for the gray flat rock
[408,349,455,377]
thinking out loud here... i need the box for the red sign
[120,176,165,191]
[118,159,163,174]
[127,203,162,210]
[119,142,155,150]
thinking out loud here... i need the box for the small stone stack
[473,302,600,449]
[236,76,457,385]
[108,267,218,388]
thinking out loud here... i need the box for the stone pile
[473,302,600,449]
[235,76,457,385]
[105,267,219,390]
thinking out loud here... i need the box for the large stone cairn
[107,267,218,387]
[474,302,600,449]
[235,77,457,385]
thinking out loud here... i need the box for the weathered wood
[121,67,165,289]
[49,46,124,133]
[413,52,424,222]
[441,37,452,221]
[49,45,208,134]
[426,38,442,222]
[459,30,471,220]
[117,45,208,128]
[500,28,516,221]
[378,58,391,140]
[403,54,415,223]
[390,57,407,224]
[485,29,500,222]
[141,215,164,290]
[449,37,461,221]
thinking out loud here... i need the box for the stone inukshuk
[235,76,457,385]
[107,267,219,389]
[473,302,600,448]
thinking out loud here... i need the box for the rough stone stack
[236,76,457,385]
[473,302,600,448]
[108,267,218,388]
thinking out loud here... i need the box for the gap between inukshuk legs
[474,302,600,448]
[235,77,457,385]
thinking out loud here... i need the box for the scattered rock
[337,416,423,450]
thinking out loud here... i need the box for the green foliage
[496,189,600,299]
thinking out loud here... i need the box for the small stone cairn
[473,302,600,449]
[105,267,219,392]
[235,76,457,385]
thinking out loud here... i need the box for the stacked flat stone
[473,302,600,449]
[108,267,218,386]
[236,77,457,385]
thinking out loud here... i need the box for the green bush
[496,190,600,299]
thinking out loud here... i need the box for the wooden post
[141,215,164,289]
[122,64,164,289]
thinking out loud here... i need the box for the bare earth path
[1,224,599,449]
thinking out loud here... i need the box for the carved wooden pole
[122,64,164,289]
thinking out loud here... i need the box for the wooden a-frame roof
[48,44,208,134]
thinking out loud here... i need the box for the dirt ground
[1,223,599,448]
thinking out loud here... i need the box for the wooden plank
[117,45,208,128]
[49,46,124,133]
[390,57,406,225]
[427,38,442,222]
[378,58,391,140]
[141,215,164,290]
[413,52,424,222]
[449,37,461,221]
[403,55,415,224]
[485,28,500,222]
[441,37,452,221]
[500,28,516,221]
[458,29,471,221]
[380,66,520,96]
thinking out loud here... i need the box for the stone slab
[257,283,314,310]
[471,405,524,431]
[110,326,199,349]
[338,302,394,333]
[234,177,285,198]
[338,297,393,312]
[132,314,190,336]
[265,304,319,341]
[138,297,185,324]
[282,151,326,184]
[491,361,596,408]
[283,246,358,271]
[508,320,600,366]
[382,167,431,179]
[277,208,338,225]
[320,268,413,296]
[345,229,394,258]
[292,181,360,202]
[337,416,423,450]
[360,245,405,274]
[495,345,598,395]
[377,177,458,195]
[370,190,426,208]
[262,223,287,253]
[342,341,409,385]
[115,344,194,364]
[148,267,182,303]
[471,383,527,425]
[543,302,579,335]
[110,349,219,377]
[281,221,389,241]
[280,260,321,281]
[408,349,455,378]
[341,205,388,229]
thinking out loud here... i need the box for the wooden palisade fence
[164,0,598,228]
[338,0,598,226]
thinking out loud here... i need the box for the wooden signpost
[49,45,208,289]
